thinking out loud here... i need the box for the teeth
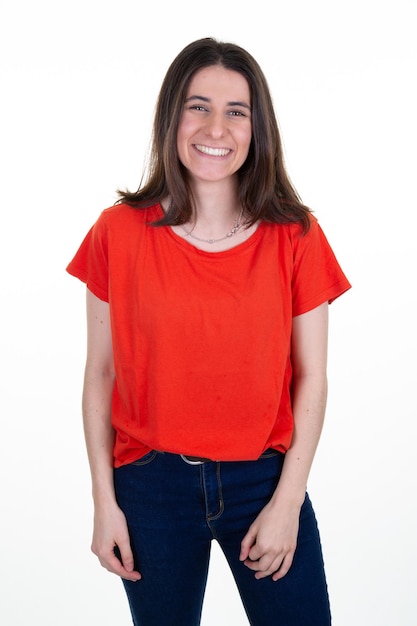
[195,145,230,156]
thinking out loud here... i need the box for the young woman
[67,37,351,625]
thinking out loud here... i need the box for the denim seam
[205,463,224,522]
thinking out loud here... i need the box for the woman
[67,38,351,625]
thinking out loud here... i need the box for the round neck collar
[154,203,265,257]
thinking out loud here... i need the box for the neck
[189,179,240,227]
[181,206,244,245]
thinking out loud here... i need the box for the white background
[1,0,416,624]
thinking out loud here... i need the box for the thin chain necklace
[181,207,245,244]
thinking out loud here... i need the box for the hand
[239,500,300,581]
[91,502,141,582]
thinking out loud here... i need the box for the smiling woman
[66,37,351,625]
[117,38,313,239]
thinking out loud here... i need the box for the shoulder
[285,212,317,235]
[92,203,162,243]
[267,213,318,242]
[99,202,161,227]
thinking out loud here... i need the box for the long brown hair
[118,38,311,231]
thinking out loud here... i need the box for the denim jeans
[114,450,331,625]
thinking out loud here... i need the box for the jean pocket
[131,450,158,466]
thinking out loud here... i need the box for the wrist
[269,483,306,511]
[91,479,117,506]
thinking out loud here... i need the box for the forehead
[187,65,250,100]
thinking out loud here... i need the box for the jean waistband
[180,449,281,465]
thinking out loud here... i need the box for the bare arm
[83,289,141,581]
[240,302,329,580]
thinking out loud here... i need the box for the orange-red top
[67,203,351,467]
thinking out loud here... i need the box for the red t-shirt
[67,203,351,467]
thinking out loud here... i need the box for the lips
[194,144,231,157]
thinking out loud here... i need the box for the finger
[118,541,136,573]
[244,552,280,575]
[239,528,257,561]
[254,557,283,579]
[98,547,142,582]
[115,542,142,581]
[272,553,294,581]
[103,552,142,581]
[246,541,272,564]
[248,552,294,581]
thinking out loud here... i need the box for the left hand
[239,500,301,581]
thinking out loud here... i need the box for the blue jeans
[114,450,331,625]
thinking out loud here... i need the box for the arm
[240,302,329,580]
[82,288,141,581]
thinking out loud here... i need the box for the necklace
[181,207,245,244]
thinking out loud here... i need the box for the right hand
[91,502,141,582]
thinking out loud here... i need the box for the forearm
[270,372,328,509]
[82,369,116,505]
[241,304,329,579]
[79,291,140,580]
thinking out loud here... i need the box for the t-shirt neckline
[154,203,266,258]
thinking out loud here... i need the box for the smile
[194,144,231,157]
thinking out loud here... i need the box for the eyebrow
[185,95,251,110]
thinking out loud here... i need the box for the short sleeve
[291,218,351,316]
[66,212,109,302]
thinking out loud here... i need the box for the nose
[205,112,226,138]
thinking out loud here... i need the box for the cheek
[177,117,195,141]
[238,128,252,158]
[176,132,187,164]
[176,120,194,160]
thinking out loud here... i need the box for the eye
[228,110,246,117]
[188,104,208,112]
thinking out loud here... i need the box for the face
[177,65,252,186]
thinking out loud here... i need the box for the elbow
[84,361,116,385]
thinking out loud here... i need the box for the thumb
[117,539,135,573]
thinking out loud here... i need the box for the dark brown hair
[118,37,311,231]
